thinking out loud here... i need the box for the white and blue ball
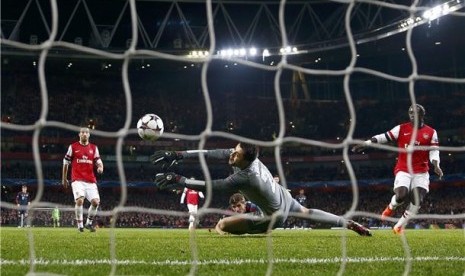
[137,113,164,141]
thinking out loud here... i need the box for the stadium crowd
[2,71,465,141]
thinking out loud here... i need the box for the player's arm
[62,145,72,189]
[155,172,244,192]
[180,188,187,204]
[62,163,70,189]
[150,149,233,168]
[95,147,104,174]
[352,126,399,153]
[429,130,443,180]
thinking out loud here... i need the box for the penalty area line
[1,256,465,266]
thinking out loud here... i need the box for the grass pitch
[1,227,464,275]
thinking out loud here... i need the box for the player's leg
[393,173,429,234]
[25,211,30,227]
[296,203,371,236]
[187,204,197,230]
[84,184,100,232]
[72,181,86,232]
[18,210,24,228]
[382,172,410,220]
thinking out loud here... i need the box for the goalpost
[1,0,465,275]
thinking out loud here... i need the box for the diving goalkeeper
[152,142,371,236]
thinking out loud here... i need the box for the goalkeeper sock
[307,209,345,226]
[75,204,84,228]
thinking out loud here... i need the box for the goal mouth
[1,0,464,275]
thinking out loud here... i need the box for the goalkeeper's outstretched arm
[150,149,233,167]
[155,172,241,192]
[180,149,233,159]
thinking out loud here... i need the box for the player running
[180,187,205,230]
[352,104,443,234]
[151,142,371,236]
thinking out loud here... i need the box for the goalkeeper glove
[150,151,183,170]
[155,172,186,190]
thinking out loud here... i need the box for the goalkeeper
[52,206,60,227]
[152,142,371,236]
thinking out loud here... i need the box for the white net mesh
[1,0,465,275]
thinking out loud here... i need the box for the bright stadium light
[216,47,261,59]
[397,0,464,31]
[188,50,209,58]
[422,3,451,20]
[279,46,299,55]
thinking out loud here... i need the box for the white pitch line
[1,256,464,266]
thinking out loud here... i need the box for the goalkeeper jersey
[182,149,300,225]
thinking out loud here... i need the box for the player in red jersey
[180,187,204,230]
[353,104,443,234]
[62,127,104,232]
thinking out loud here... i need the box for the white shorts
[71,181,100,202]
[393,171,430,192]
[187,204,198,214]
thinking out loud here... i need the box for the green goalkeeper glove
[155,173,186,190]
[150,151,183,170]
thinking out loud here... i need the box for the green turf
[1,228,464,275]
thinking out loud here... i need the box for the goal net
[1,0,465,275]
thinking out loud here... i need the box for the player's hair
[409,104,426,116]
[238,142,259,162]
[229,193,245,205]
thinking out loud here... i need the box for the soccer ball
[137,114,164,141]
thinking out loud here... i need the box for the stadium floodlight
[279,46,299,55]
[422,3,451,20]
[397,0,464,31]
[249,48,257,56]
[188,50,209,58]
